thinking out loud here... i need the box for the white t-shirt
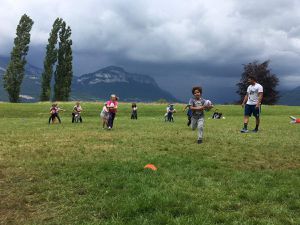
[73,105,82,113]
[246,83,263,105]
[102,106,108,113]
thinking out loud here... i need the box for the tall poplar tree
[3,14,34,102]
[54,22,73,101]
[40,18,62,101]
[64,34,73,100]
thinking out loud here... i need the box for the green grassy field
[0,102,300,225]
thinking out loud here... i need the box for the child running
[100,103,109,128]
[48,103,63,124]
[188,86,213,144]
[106,94,118,130]
[183,104,192,126]
[165,104,176,122]
[131,103,138,119]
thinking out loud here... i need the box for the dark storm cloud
[1,0,300,101]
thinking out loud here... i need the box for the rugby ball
[204,100,212,111]
[204,100,212,106]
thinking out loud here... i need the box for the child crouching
[49,103,64,124]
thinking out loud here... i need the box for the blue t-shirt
[187,109,192,117]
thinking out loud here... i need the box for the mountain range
[0,56,178,102]
[0,56,299,105]
[0,56,43,102]
[277,87,300,106]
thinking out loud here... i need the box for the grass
[0,102,300,225]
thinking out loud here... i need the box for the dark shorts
[244,104,261,117]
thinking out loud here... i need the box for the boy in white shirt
[241,76,263,133]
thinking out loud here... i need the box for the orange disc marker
[144,164,157,171]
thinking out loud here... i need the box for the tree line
[2,14,280,104]
[3,14,73,102]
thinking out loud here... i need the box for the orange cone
[144,164,157,171]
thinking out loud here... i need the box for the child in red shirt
[106,94,118,129]
[49,103,63,124]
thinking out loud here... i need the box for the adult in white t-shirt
[241,76,263,133]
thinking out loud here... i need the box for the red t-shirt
[106,100,118,113]
[50,107,58,114]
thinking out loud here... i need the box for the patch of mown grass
[0,102,300,225]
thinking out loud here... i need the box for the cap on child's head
[111,94,116,98]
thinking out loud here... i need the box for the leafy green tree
[63,27,73,101]
[40,18,62,101]
[236,60,279,105]
[54,21,73,101]
[3,14,34,102]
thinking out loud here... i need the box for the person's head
[132,103,136,107]
[192,86,202,99]
[247,76,257,85]
[110,94,117,101]
[76,101,80,106]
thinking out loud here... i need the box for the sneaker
[240,128,249,133]
[108,127,111,130]
[252,129,258,133]
[197,139,203,144]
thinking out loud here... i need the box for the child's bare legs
[102,119,107,128]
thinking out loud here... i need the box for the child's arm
[190,106,205,111]
[183,105,189,111]
[191,104,214,111]
[107,105,117,109]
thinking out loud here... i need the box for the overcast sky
[1,0,300,102]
